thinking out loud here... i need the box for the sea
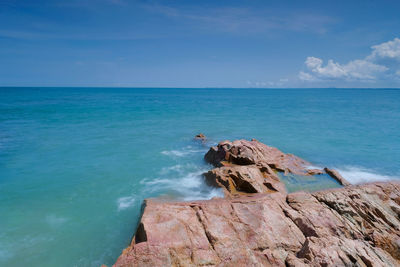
[0,87,399,266]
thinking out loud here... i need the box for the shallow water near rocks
[279,173,342,193]
[0,87,399,266]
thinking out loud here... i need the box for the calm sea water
[1,87,399,266]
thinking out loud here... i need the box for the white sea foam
[143,168,224,201]
[117,196,136,211]
[181,187,223,201]
[160,164,183,174]
[161,150,188,157]
[148,143,224,201]
[161,146,206,157]
[305,165,323,170]
[145,170,204,189]
[337,166,398,184]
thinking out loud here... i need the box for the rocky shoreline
[113,138,400,266]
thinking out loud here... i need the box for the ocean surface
[0,87,399,266]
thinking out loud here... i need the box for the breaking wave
[142,165,223,201]
[337,166,398,184]
[161,146,207,158]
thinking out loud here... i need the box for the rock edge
[113,139,400,266]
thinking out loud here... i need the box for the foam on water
[337,166,398,184]
[142,167,224,201]
[160,164,184,174]
[161,146,207,157]
[305,165,323,170]
[117,196,136,211]
[161,150,188,157]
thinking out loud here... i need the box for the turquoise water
[279,173,342,193]
[1,87,399,266]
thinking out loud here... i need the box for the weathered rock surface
[114,182,400,267]
[113,139,399,266]
[324,167,352,186]
[203,139,350,197]
[204,165,286,197]
[204,139,311,175]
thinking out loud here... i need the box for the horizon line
[1,86,400,90]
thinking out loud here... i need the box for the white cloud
[302,57,387,81]
[298,71,316,81]
[344,60,388,79]
[369,37,400,60]
[305,57,323,69]
[299,37,400,83]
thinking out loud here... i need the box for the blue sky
[1,0,400,87]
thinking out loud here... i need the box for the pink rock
[113,139,400,267]
[324,167,352,186]
[204,165,285,196]
[205,139,311,175]
[114,182,400,267]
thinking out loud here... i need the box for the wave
[305,165,323,170]
[117,196,136,211]
[142,167,223,201]
[159,163,199,175]
[161,150,188,157]
[337,166,398,184]
[161,146,207,157]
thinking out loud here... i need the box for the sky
[1,0,400,88]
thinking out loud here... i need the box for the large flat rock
[114,182,400,266]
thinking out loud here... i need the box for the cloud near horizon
[299,37,400,83]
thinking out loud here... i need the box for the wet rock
[324,167,352,186]
[306,168,325,176]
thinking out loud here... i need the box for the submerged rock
[113,139,399,266]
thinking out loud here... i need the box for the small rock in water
[194,133,206,141]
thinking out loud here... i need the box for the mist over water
[0,88,399,266]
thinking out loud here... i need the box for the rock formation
[324,167,352,186]
[194,133,207,142]
[203,139,349,197]
[113,139,400,267]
